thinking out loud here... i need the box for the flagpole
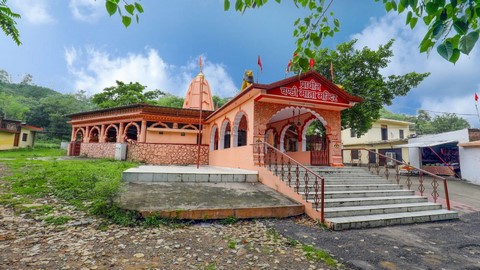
[196,57,203,169]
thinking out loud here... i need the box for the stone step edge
[323,202,442,213]
[298,189,414,195]
[325,209,458,225]
[307,195,428,203]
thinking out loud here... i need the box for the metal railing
[253,142,325,222]
[342,148,451,210]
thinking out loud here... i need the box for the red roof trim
[21,124,43,131]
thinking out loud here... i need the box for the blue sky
[2,0,479,126]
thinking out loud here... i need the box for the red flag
[475,93,479,102]
[286,59,292,73]
[309,58,315,69]
[257,55,263,72]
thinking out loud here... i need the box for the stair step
[294,184,402,192]
[316,195,428,207]
[300,189,414,199]
[323,202,442,218]
[325,209,458,230]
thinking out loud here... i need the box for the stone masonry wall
[127,143,209,165]
[80,143,116,159]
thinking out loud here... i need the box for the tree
[25,94,96,139]
[381,108,471,135]
[156,94,184,108]
[313,39,429,136]
[20,73,33,85]
[92,80,165,109]
[225,0,480,67]
[430,112,470,133]
[0,69,10,83]
[212,95,231,109]
[0,0,21,45]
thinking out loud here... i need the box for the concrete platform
[122,165,258,183]
[116,182,304,220]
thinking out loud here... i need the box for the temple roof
[182,73,215,111]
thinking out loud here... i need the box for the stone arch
[232,111,248,147]
[210,124,219,151]
[105,124,118,142]
[264,127,278,148]
[88,126,101,143]
[74,128,85,142]
[269,106,327,127]
[150,122,169,129]
[280,123,300,152]
[219,119,231,150]
[124,122,140,141]
[301,116,327,151]
[181,124,198,130]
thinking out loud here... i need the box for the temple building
[67,70,362,169]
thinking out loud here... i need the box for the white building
[404,129,480,185]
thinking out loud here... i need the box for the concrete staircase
[300,166,458,230]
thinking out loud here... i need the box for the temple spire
[182,70,214,111]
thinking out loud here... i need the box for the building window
[381,125,388,140]
[350,128,355,138]
[399,129,404,139]
[351,149,359,159]
[22,133,28,142]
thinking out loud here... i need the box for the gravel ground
[267,214,480,270]
[0,204,341,270]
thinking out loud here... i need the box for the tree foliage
[156,94,185,108]
[313,39,429,136]
[92,81,165,109]
[0,0,21,45]
[225,0,480,67]
[381,108,471,134]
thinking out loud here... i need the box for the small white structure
[457,140,480,185]
[403,129,480,185]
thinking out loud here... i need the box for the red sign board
[268,78,347,104]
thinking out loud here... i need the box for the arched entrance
[302,118,329,165]
[266,106,329,165]
[105,124,118,143]
[219,119,231,149]
[124,122,140,143]
[89,127,100,143]
[233,112,248,147]
[210,125,219,151]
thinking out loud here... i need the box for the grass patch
[0,146,65,159]
[45,215,71,226]
[266,227,281,241]
[219,216,238,225]
[228,240,236,249]
[302,245,340,268]
[0,147,143,226]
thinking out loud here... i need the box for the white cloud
[64,47,238,98]
[11,0,54,25]
[351,12,480,127]
[69,0,104,22]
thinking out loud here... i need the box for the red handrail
[253,142,325,222]
[343,148,451,210]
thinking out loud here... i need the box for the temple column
[84,126,90,143]
[71,128,76,142]
[139,120,147,143]
[118,122,125,143]
[100,124,105,143]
